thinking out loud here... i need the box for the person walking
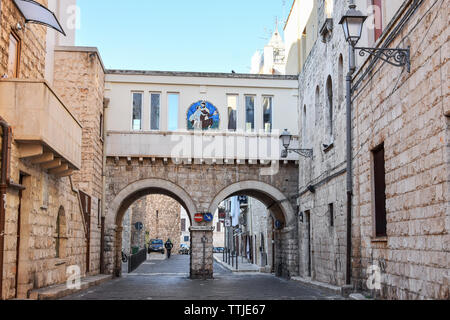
[165,239,174,259]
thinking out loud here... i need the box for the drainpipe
[345,3,356,285]
[0,117,12,300]
[100,98,109,274]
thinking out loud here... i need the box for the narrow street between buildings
[63,255,345,300]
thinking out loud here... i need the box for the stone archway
[108,178,198,277]
[208,180,296,226]
[208,180,298,277]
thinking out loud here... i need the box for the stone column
[190,226,214,279]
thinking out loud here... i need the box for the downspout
[100,98,109,274]
[346,0,356,286]
[0,118,11,300]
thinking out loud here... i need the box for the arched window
[325,0,333,18]
[325,76,333,141]
[302,105,307,147]
[315,86,320,128]
[55,206,67,259]
[338,54,344,107]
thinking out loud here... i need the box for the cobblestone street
[63,255,345,300]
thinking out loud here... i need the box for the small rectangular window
[99,113,103,138]
[372,0,383,42]
[8,33,20,78]
[184,236,189,242]
[263,96,273,133]
[150,93,161,131]
[132,92,143,131]
[329,203,334,227]
[181,218,186,232]
[168,93,179,131]
[373,144,387,237]
[98,199,102,226]
[245,95,255,132]
[227,95,238,131]
[216,222,221,232]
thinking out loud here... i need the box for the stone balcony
[0,79,82,176]
[106,130,300,164]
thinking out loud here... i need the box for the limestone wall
[52,48,105,275]
[145,195,181,253]
[352,0,449,300]
[0,0,48,79]
[297,0,349,287]
[2,145,86,299]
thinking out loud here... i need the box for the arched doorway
[208,181,298,278]
[108,179,198,277]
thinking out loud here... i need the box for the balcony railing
[0,79,82,174]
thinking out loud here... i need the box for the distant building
[250,29,286,75]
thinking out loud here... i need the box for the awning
[13,0,66,36]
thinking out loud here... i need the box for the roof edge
[106,69,298,80]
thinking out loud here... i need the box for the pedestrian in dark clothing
[165,239,174,259]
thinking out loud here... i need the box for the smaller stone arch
[208,180,296,227]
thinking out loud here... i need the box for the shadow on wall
[285,41,300,75]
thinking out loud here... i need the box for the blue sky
[76,0,293,73]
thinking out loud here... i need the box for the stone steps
[27,274,112,300]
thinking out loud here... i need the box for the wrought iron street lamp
[280,129,313,159]
[339,3,411,72]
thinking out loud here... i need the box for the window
[181,218,186,232]
[315,86,320,127]
[227,95,238,131]
[99,113,103,138]
[338,54,344,107]
[372,0,383,42]
[150,93,161,130]
[98,199,102,226]
[325,0,333,18]
[373,144,387,237]
[325,76,333,141]
[263,96,273,133]
[184,236,189,242]
[245,95,255,132]
[329,203,334,227]
[302,105,307,147]
[132,92,143,131]
[7,32,20,78]
[168,93,179,131]
[216,222,221,232]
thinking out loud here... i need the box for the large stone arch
[110,178,198,226]
[108,178,198,277]
[208,180,298,278]
[208,180,297,227]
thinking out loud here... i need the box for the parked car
[179,244,190,255]
[213,247,225,253]
[148,239,165,254]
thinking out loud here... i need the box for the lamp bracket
[286,148,313,159]
[355,46,410,73]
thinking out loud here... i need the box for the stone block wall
[53,48,105,275]
[297,0,349,286]
[2,145,86,299]
[352,0,449,300]
[0,0,48,79]
[144,194,181,253]
[190,229,213,279]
